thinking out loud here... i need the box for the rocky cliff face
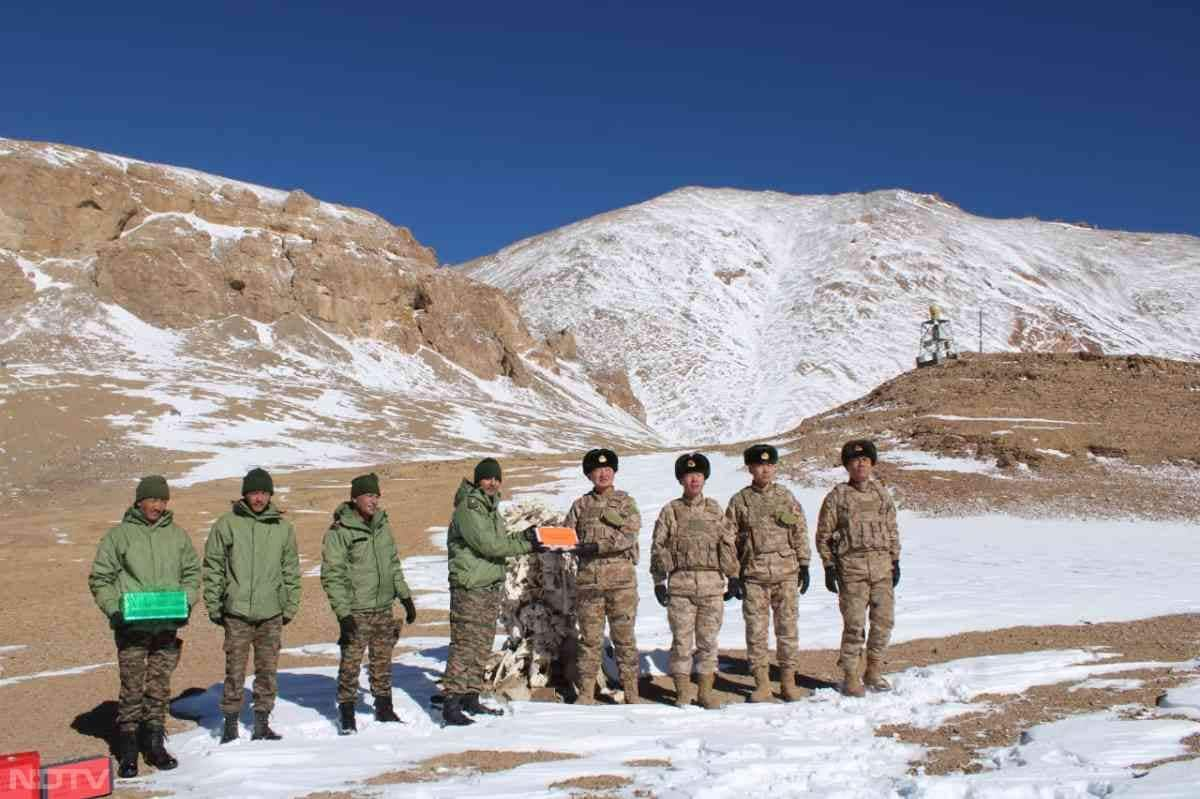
[0,139,658,490]
[0,138,548,384]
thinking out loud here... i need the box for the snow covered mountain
[462,187,1200,445]
[0,139,660,490]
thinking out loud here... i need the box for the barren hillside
[769,352,1200,519]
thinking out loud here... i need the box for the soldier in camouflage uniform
[725,444,811,703]
[650,453,739,709]
[563,448,643,704]
[442,457,544,726]
[321,473,417,734]
[88,475,200,778]
[815,440,901,697]
[203,467,301,744]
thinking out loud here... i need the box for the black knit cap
[743,444,779,465]
[674,452,711,480]
[840,439,878,465]
[582,448,619,475]
[241,467,274,496]
[350,472,381,499]
[473,457,502,484]
[135,475,170,502]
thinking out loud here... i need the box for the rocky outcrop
[0,138,542,382]
[0,251,34,306]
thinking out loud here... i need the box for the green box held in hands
[121,590,189,621]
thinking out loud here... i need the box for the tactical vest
[832,481,896,554]
[667,498,725,572]
[577,491,639,563]
[741,487,800,558]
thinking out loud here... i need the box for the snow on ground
[134,451,1200,797]
[0,662,113,687]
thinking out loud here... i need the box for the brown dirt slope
[765,352,1200,519]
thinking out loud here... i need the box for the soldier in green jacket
[321,472,417,735]
[203,467,301,744]
[88,475,200,778]
[441,458,543,726]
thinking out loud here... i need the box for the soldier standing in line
[725,444,811,703]
[203,467,301,744]
[321,472,417,734]
[441,457,545,726]
[562,448,644,704]
[650,453,739,710]
[88,475,200,778]
[815,439,901,697]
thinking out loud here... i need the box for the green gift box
[121,591,189,621]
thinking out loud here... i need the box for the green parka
[447,479,532,591]
[88,507,201,632]
[203,500,301,623]
[320,502,411,619]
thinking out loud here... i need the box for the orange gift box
[535,527,578,548]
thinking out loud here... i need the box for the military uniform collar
[847,478,873,492]
[749,481,773,494]
[680,493,706,507]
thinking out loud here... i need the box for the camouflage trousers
[743,577,800,670]
[337,608,400,704]
[836,551,895,671]
[667,593,724,676]
[114,627,182,731]
[442,585,500,696]
[577,587,639,686]
[221,614,283,715]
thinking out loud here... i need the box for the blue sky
[2,2,1196,264]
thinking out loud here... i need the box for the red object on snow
[40,755,113,799]
[0,751,40,799]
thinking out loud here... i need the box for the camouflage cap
[743,444,778,465]
[582,448,619,475]
[840,439,878,466]
[674,452,711,480]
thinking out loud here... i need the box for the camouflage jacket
[725,483,810,584]
[650,494,738,597]
[563,488,641,592]
[815,479,900,566]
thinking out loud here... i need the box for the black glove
[338,615,357,640]
[402,596,417,624]
[799,565,810,595]
[824,566,839,594]
[723,577,744,601]
[654,584,669,607]
[892,561,900,588]
[522,525,539,544]
[282,615,292,626]
[208,612,223,626]
[111,611,125,627]
[572,542,600,558]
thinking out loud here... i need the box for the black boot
[441,694,474,726]
[116,728,139,778]
[373,695,402,723]
[139,724,178,771]
[462,692,503,716]
[337,702,357,735]
[251,711,282,741]
[220,713,239,744]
